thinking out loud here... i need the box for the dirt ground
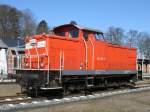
[0,83,21,96]
[18,90,150,112]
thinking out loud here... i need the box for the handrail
[59,51,64,84]
[35,46,40,69]
[59,51,62,84]
[44,43,50,85]
[27,49,31,69]
[89,38,95,70]
[82,39,88,69]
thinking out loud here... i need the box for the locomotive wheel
[84,81,92,96]
[62,85,70,96]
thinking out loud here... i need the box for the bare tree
[0,5,36,39]
[21,9,37,37]
[0,5,22,39]
[143,38,150,59]
[126,30,138,48]
[137,32,150,59]
[105,27,124,45]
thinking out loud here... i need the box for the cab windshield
[55,32,65,37]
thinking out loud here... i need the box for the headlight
[40,62,45,68]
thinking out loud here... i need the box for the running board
[40,87,62,90]
[87,84,93,87]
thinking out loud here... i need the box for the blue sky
[0,0,150,32]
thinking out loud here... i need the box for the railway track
[0,79,16,84]
[0,95,47,106]
[1,84,150,112]
[0,97,31,105]
[0,95,26,100]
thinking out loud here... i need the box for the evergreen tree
[36,20,48,34]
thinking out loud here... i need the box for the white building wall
[0,49,7,79]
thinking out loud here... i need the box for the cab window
[83,32,88,41]
[55,32,65,37]
[69,29,79,38]
[94,33,104,41]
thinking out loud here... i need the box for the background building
[0,38,24,79]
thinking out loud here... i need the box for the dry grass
[136,79,150,85]
[0,83,21,96]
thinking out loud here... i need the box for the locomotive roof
[53,23,103,34]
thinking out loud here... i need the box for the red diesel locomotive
[16,23,137,95]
